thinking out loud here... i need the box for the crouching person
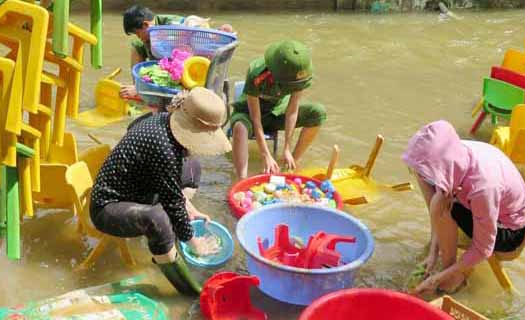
[90,88,231,295]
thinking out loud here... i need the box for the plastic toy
[490,104,525,165]
[182,56,211,89]
[236,204,374,305]
[470,77,525,135]
[299,289,451,320]
[66,161,135,270]
[200,272,267,320]
[228,173,344,218]
[77,68,133,127]
[299,137,412,205]
[258,224,356,269]
[180,220,234,268]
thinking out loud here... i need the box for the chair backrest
[33,163,70,208]
[483,77,525,116]
[490,66,525,90]
[48,131,78,164]
[501,48,525,75]
[205,40,239,102]
[65,161,93,229]
[78,143,111,181]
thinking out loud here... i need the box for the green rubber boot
[154,253,202,296]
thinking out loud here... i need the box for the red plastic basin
[299,289,452,320]
[228,173,344,219]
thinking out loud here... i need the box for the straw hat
[169,87,231,156]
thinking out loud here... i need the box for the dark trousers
[451,202,525,253]
[91,202,175,255]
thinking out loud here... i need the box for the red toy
[258,224,356,269]
[200,272,267,320]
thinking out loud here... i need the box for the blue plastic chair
[227,81,279,156]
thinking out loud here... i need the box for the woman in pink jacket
[403,120,525,294]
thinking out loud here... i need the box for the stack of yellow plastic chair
[0,0,50,218]
[66,161,135,271]
[298,135,413,205]
[77,68,132,127]
[490,104,525,168]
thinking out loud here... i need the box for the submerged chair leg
[488,256,514,292]
[115,238,135,267]
[76,235,110,271]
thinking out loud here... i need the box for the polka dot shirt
[91,113,193,241]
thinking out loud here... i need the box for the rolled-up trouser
[91,202,175,255]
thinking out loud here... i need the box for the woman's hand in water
[262,153,280,175]
[188,237,210,256]
[119,85,138,99]
[422,250,439,277]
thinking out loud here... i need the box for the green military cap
[264,40,313,92]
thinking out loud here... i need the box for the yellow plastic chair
[298,136,412,205]
[78,143,111,181]
[0,0,48,114]
[458,230,524,292]
[65,161,135,271]
[77,68,131,127]
[48,131,78,165]
[33,163,71,208]
[490,104,525,164]
[0,57,17,167]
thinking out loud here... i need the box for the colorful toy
[229,174,344,218]
[299,289,451,320]
[180,220,234,268]
[299,136,412,205]
[182,56,211,89]
[257,224,356,269]
[200,272,267,320]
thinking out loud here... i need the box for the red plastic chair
[491,66,525,89]
[257,224,302,266]
[297,232,356,269]
[299,288,452,320]
[200,272,267,320]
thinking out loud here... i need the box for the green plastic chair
[0,142,34,260]
[471,77,525,134]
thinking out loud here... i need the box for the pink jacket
[402,120,525,266]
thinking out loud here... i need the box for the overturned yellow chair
[66,161,135,271]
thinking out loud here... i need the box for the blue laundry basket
[148,25,237,60]
[236,204,375,306]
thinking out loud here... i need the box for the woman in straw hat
[90,87,231,296]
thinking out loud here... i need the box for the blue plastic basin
[180,220,234,268]
[236,204,374,306]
